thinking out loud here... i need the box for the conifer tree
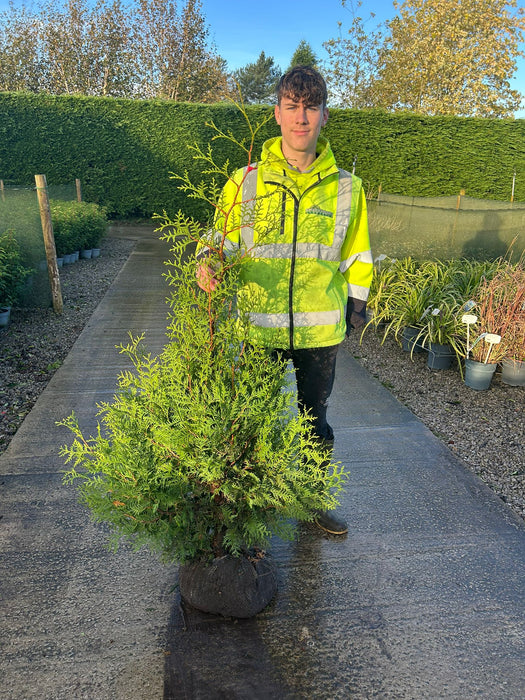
[232,51,281,104]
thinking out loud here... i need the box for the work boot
[313,509,348,535]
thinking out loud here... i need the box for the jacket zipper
[266,172,330,350]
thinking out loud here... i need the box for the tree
[133,0,229,101]
[38,0,135,96]
[233,51,281,104]
[323,0,384,108]
[0,0,229,101]
[288,39,318,70]
[88,0,136,97]
[0,3,42,92]
[374,0,525,117]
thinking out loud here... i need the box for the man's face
[274,96,329,162]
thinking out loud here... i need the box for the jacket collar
[260,136,338,181]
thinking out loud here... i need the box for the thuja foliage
[59,102,345,564]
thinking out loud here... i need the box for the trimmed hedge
[1,93,524,219]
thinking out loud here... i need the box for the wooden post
[456,189,465,211]
[511,171,516,203]
[35,174,63,314]
[75,178,82,202]
[0,179,4,202]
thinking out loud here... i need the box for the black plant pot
[401,326,425,353]
[179,552,278,618]
[427,342,455,370]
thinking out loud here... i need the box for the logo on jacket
[305,205,333,218]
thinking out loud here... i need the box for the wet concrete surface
[1,224,524,699]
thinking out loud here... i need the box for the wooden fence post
[35,174,63,314]
[75,178,82,202]
[0,179,4,202]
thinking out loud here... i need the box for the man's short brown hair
[276,66,328,107]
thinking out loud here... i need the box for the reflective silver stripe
[249,309,341,328]
[240,166,258,248]
[197,234,239,258]
[252,242,341,261]
[347,282,370,301]
[222,238,239,254]
[333,170,353,250]
[244,167,353,257]
[339,248,374,274]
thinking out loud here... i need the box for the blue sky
[203,0,525,117]
[0,0,524,115]
[203,0,394,72]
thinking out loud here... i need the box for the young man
[198,66,373,535]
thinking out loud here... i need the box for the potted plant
[51,201,107,261]
[490,260,525,386]
[456,262,518,390]
[361,257,430,354]
[59,105,345,618]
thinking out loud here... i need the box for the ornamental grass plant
[363,257,512,358]
[59,103,345,565]
[464,259,525,364]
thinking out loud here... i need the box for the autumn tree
[0,0,228,101]
[233,51,281,104]
[288,40,319,70]
[374,0,525,117]
[323,0,384,108]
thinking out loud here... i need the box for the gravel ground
[1,231,524,522]
[0,232,136,453]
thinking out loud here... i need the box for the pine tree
[233,51,281,104]
[288,39,318,70]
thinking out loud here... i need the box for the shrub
[50,201,107,256]
[0,230,32,305]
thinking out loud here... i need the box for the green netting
[0,182,77,307]
[368,193,525,261]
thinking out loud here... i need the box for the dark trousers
[275,344,340,444]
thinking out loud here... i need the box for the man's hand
[196,262,219,292]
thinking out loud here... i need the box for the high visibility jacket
[200,135,373,350]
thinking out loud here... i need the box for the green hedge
[1,93,524,219]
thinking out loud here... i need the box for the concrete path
[1,224,524,700]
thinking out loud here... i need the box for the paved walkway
[1,224,524,700]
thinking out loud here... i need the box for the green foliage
[50,200,107,255]
[232,51,281,105]
[0,230,32,304]
[59,104,345,564]
[1,93,525,220]
[288,40,319,71]
[362,256,507,359]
